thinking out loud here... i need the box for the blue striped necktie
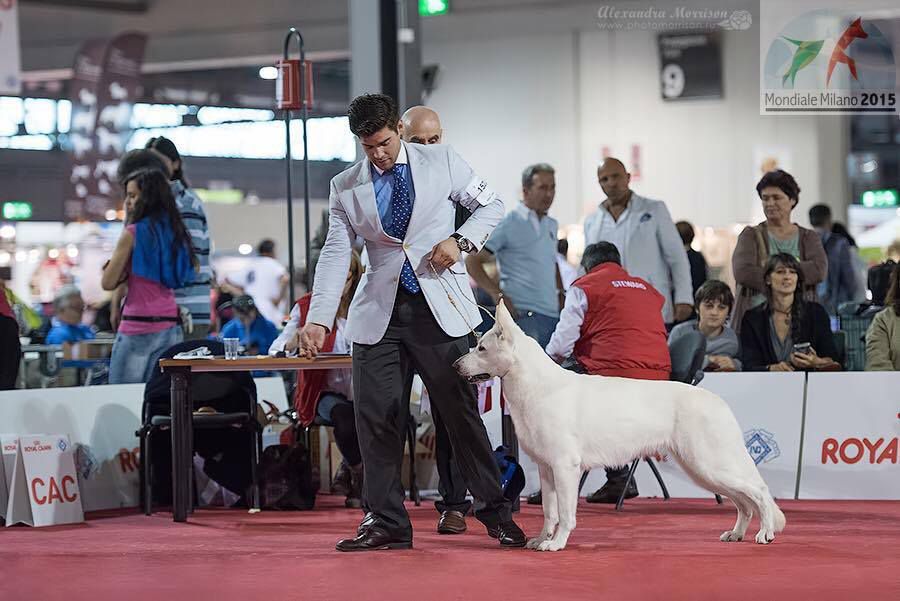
[384,164,420,294]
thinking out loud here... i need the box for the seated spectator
[220,295,279,357]
[669,280,742,376]
[740,253,839,372]
[0,280,20,390]
[271,251,363,507]
[544,241,670,504]
[865,262,900,371]
[46,285,96,345]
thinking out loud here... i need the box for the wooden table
[158,354,352,522]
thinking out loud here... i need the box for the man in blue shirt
[46,286,96,345]
[220,295,279,357]
[467,163,563,347]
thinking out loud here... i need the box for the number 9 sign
[662,63,685,99]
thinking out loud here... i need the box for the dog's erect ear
[494,296,516,333]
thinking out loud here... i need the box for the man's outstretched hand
[298,323,327,358]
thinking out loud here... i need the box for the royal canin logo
[821,437,898,465]
[24,440,52,453]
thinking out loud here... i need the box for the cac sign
[2,434,85,527]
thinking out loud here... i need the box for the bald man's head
[399,106,443,145]
[597,157,631,203]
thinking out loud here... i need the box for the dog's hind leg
[537,462,580,552]
[527,463,558,549]
[669,453,755,543]
[709,474,782,544]
[718,492,753,542]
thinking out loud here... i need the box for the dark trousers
[0,316,21,390]
[353,288,510,538]
[432,400,472,515]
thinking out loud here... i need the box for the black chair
[589,329,722,510]
[138,339,262,515]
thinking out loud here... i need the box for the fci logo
[744,429,781,465]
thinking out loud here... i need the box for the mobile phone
[792,342,812,354]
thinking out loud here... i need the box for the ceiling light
[259,66,278,80]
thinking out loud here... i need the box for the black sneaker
[526,490,542,505]
[586,478,639,504]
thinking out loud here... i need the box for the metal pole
[300,45,311,295]
[283,28,307,310]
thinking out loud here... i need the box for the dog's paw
[525,537,546,549]
[719,530,743,542]
[754,529,775,544]
[536,539,566,552]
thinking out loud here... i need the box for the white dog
[454,302,785,551]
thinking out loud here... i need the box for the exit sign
[419,0,449,17]
[2,202,33,220]
[861,189,899,208]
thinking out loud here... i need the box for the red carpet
[2,496,898,600]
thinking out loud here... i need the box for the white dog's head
[453,300,520,383]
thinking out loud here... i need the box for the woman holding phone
[740,253,839,372]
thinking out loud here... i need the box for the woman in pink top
[102,168,196,384]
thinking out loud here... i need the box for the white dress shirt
[586,204,633,265]
[545,285,588,360]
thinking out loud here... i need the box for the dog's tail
[767,492,787,533]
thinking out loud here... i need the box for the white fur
[454,302,786,551]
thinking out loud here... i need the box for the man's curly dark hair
[347,93,399,138]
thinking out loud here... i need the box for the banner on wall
[800,372,900,499]
[629,372,804,499]
[0,0,21,95]
[65,32,147,222]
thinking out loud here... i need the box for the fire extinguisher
[275,58,314,110]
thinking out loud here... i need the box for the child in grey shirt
[669,280,742,375]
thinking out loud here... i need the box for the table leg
[170,369,192,522]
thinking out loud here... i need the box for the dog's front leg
[527,463,558,549]
[537,462,580,552]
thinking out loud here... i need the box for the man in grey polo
[467,163,563,347]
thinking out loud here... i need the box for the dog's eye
[477,345,485,352]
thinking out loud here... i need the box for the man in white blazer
[583,158,693,325]
[298,94,526,551]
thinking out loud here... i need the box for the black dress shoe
[437,510,467,534]
[336,526,413,552]
[485,520,527,547]
[586,478,639,504]
[357,512,377,536]
[526,490,542,505]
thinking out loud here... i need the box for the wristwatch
[451,233,475,253]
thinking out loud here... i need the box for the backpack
[257,443,317,510]
[493,445,525,503]
[868,260,896,305]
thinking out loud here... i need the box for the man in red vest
[542,241,671,503]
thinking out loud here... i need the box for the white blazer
[583,193,692,323]
[307,142,504,345]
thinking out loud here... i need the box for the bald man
[583,158,693,326]
[399,105,443,145]
[397,105,473,536]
